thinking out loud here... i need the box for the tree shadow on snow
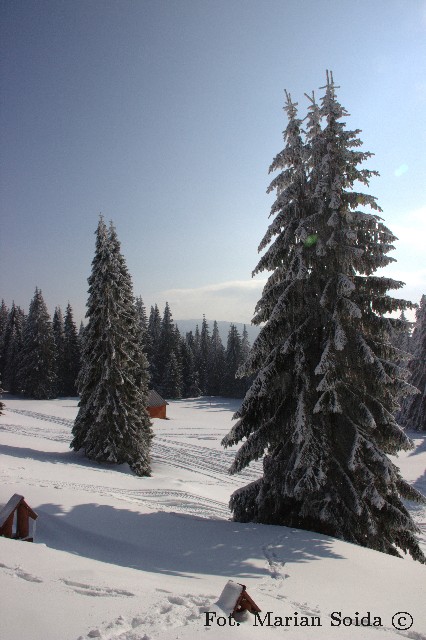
[413,469,426,496]
[0,442,135,475]
[408,431,426,457]
[35,501,344,580]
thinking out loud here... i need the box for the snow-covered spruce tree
[78,320,85,340]
[62,303,81,396]
[192,324,202,387]
[222,324,245,397]
[135,296,151,360]
[147,304,162,388]
[135,296,148,329]
[0,300,9,410]
[108,222,152,410]
[3,302,25,394]
[157,302,176,390]
[209,320,226,396]
[393,311,413,354]
[161,351,183,399]
[158,306,183,398]
[222,75,425,562]
[398,295,426,431]
[241,325,251,363]
[0,375,4,412]
[52,306,66,396]
[389,311,413,425]
[198,316,211,394]
[0,300,9,369]
[17,288,57,398]
[239,324,252,395]
[71,217,153,476]
[181,332,199,397]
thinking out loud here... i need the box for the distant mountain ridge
[174,319,260,345]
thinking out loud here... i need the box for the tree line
[0,294,81,399]
[0,270,424,433]
[141,303,251,399]
[0,295,252,404]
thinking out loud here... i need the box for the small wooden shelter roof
[216,580,261,616]
[0,494,38,526]
[148,389,168,407]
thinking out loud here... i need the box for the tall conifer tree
[135,296,150,359]
[135,296,148,332]
[239,325,252,396]
[147,304,162,388]
[3,303,25,394]
[0,300,9,409]
[223,324,244,397]
[181,332,199,397]
[53,306,66,396]
[71,218,153,476]
[398,295,426,431]
[392,311,413,360]
[209,321,226,396]
[199,316,211,394]
[222,75,425,562]
[161,351,183,399]
[157,302,175,390]
[0,300,9,370]
[17,288,57,398]
[63,303,81,396]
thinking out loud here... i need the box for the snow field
[0,396,425,640]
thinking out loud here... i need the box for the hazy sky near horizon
[1,0,425,325]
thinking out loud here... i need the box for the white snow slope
[0,396,425,640]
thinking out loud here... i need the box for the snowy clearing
[0,396,425,640]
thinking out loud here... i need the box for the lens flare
[304,234,318,247]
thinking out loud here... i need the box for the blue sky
[1,0,425,324]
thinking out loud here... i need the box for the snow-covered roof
[148,389,167,407]
[0,494,38,527]
[0,494,24,527]
[216,581,244,614]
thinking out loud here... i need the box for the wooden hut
[216,580,261,617]
[148,389,168,419]
[0,494,38,542]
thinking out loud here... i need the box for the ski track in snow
[152,439,260,485]
[1,407,261,519]
[61,579,135,598]
[0,562,43,583]
[2,408,260,483]
[4,408,75,427]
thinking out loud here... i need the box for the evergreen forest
[0,292,252,403]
